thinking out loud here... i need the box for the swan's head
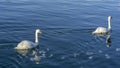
[36,29,42,34]
[108,16,112,20]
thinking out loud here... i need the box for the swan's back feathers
[15,40,38,49]
[92,27,107,34]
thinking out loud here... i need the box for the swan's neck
[108,18,111,31]
[35,32,39,43]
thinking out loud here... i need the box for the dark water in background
[0,0,120,68]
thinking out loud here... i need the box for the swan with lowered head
[92,16,112,35]
[15,29,42,49]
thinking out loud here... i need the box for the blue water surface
[0,0,120,68]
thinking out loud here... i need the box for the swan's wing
[93,27,107,34]
[97,27,107,32]
[15,40,38,49]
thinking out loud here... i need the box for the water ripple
[0,50,22,68]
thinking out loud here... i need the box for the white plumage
[15,29,42,49]
[15,40,38,49]
[92,27,107,34]
[92,16,112,34]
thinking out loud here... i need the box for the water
[0,0,120,68]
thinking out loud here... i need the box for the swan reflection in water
[15,47,41,64]
[93,32,112,47]
[106,35,111,47]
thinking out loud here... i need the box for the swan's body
[92,27,107,34]
[15,29,42,49]
[92,16,112,35]
[15,40,38,49]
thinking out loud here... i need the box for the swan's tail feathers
[92,32,94,34]
[92,30,96,34]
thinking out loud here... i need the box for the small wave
[116,48,120,51]
[88,56,93,59]
[105,54,111,59]
[0,54,22,68]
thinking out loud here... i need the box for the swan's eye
[108,16,112,19]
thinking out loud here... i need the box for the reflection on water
[15,49,31,56]
[92,32,112,47]
[31,50,41,64]
[0,0,120,67]
[106,35,111,47]
[15,47,41,64]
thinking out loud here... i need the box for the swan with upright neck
[15,29,42,49]
[92,16,112,35]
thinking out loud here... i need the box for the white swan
[92,16,112,35]
[15,29,42,49]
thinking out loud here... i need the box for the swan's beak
[39,31,42,34]
[110,16,112,19]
